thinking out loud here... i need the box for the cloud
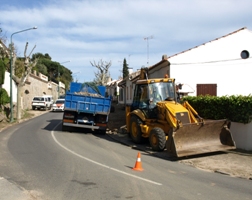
[1,0,252,82]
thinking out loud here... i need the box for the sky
[1,0,252,83]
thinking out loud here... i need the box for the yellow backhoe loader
[126,67,235,158]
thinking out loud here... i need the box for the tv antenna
[144,35,154,66]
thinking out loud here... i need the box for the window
[119,88,123,101]
[241,50,249,59]
[130,85,132,101]
[126,86,128,100]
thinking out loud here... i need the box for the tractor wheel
[149,127,166,151]
[129,115,144,143]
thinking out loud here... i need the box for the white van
[43,95,54,107]
[32,96,51,110]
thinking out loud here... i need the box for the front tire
[149,127,166,151]
[129,115,144,143]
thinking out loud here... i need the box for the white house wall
[125,80,132,105]
[3,71,17,103]
[169,28,252,96]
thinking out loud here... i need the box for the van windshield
[33,97,44,101]
[56,100,65,104]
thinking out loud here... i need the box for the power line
[171,56,252,66]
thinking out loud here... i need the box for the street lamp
[58,60,70,98]
[10,26,37,122]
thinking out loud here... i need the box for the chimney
[162,54,168,60]
[128,67,133,74]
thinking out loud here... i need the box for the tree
[90,59,111,86]
[31,53,72,90]
[11,42,37,121]
[122,58,129,79]
[0,28,9,83]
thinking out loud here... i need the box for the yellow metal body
[126,100,195,137]
[125,67,235,157]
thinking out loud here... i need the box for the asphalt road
[0,112,252,200]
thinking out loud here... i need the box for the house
[106,79,123,102]
[118,27,252,105]
[168,27,252,96]
[168,27,252,151]
[116,27,252,151]
[117,70,140,105]
[118,54,184,105]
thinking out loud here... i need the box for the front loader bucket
[166,120,236,158]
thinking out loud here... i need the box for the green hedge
[0,60,5,85]
[182,95,252,124]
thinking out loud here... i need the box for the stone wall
[19,71,64,110]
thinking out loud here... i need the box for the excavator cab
[132,80,176,110]
[126,68,235,158]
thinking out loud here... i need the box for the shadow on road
[42,118,233,162]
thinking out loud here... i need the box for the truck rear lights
[97,115,107,123]
[95,123,107,127]
[64,113,75,119]
[63,119,74,123]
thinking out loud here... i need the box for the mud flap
[166,120,236,158]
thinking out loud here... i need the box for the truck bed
[64,93,111,114]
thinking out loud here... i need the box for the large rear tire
[129,115,144,143]
[62,124,68,132]
[149,127,166,151]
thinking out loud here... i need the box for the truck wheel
[62,124,68,131]
[130,115,144,143]
[95,129,106,135]
[110,105,115,113]
[149,127,166,151]
[32,106,35,110]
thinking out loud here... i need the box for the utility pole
[144,35,154,66]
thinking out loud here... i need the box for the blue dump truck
[62,82,112,134]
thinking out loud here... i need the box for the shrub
[0,60,5,85]
[182,95,252,124]
[0,88,10,106]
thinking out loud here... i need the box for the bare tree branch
[90,59,111,86]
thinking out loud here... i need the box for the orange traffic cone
[132,152,144,171]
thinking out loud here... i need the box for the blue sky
[1,0,252,83]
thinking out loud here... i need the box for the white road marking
[51,124,162,186]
